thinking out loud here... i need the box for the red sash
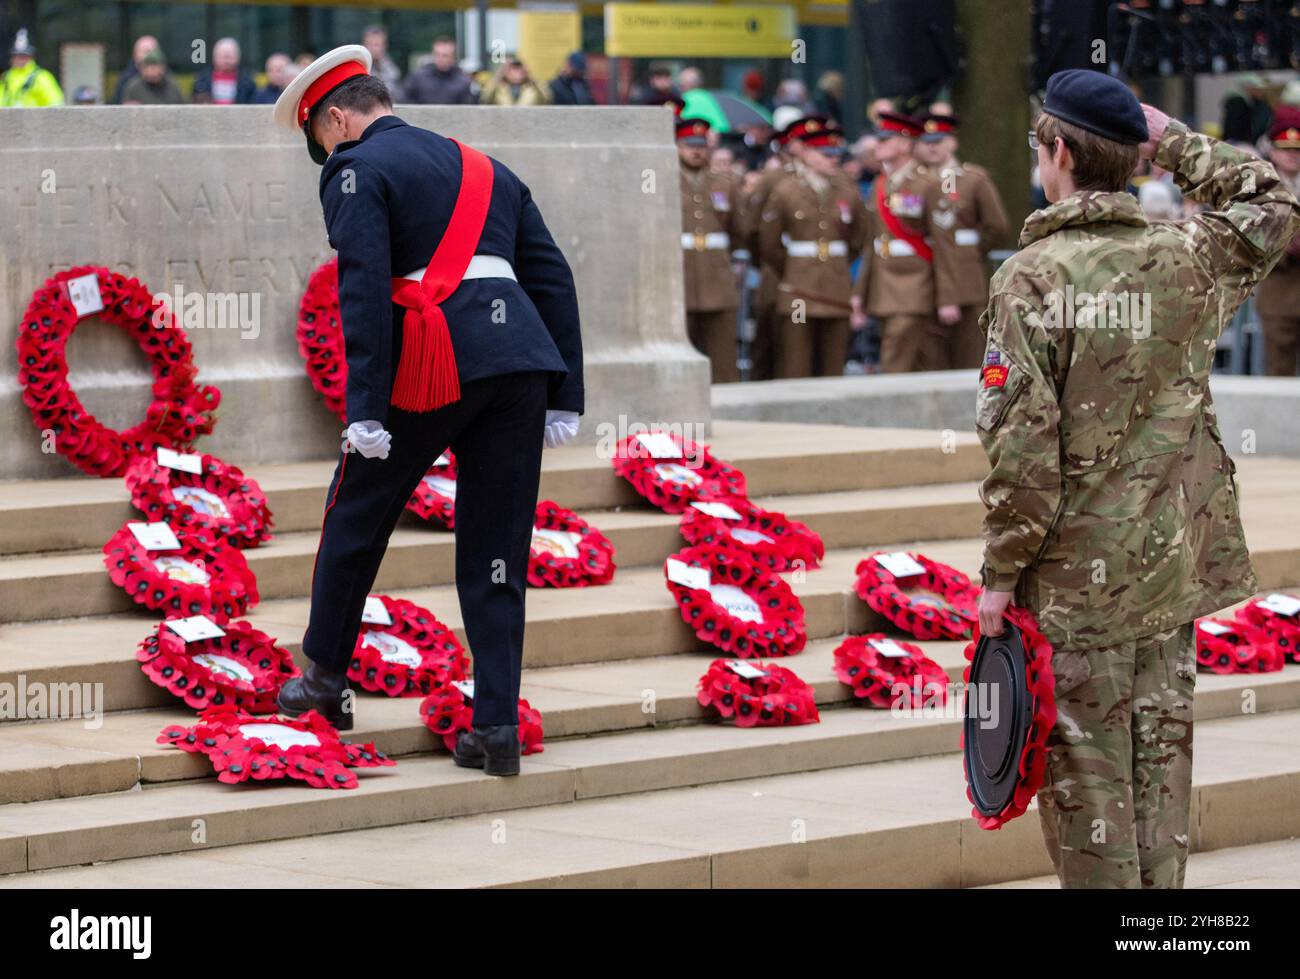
[875,176,933,263]
[389,139,495,412]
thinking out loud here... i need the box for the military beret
[1042,69,1148,145]
[1270,106,1300,149]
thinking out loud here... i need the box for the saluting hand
[1138,104,1171,161]
[978,588,1014,638]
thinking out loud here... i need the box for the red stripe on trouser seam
[310,451,349,591]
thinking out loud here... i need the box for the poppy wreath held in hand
[419,684,545,755]
[1195,617,1283,674]
[961,605,1057,831]
[125,450,274,549]
[696,658,820,727]
[348,594,470,697]
[103,516,259,618]
[405,451,458,529]
[296,258,347,421]
[16,266,221,477]
[833,634,949,710]
[137,618,298,712]
[611,431,748,514]
[679,497,824,573]
[528,501,617,587]
[158,705,394,790]
[854,551,979,641]
[1235,594,1300,665]
[665,543,807,659]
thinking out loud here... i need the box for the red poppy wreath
[125,449,273,549]
[419,683,545,755]
[349,594,469,697]
[16,266,221,478]
[696,658,820,727]
[679,497,823,573]
[405,451,457,529]
[833,634,949,709]
[961,605,1057,831]
[158,705,394,790]
[854,551,979,641]
[137,618,297,712]
[1236,594,1300,665]
[665,543,807,659]
[1195,617,1283,674]
[529,501,616,587]
[611,431,747,514]
[296,258,347,421]
[103,518,259,618]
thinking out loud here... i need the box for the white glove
[344,419,392,460]
[543,410,579,449]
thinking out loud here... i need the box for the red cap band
[298,61,368,126]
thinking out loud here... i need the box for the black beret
[1043,69,1148,145]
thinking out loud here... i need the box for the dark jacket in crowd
[402,64,477,105]
[254,84,283,105]
[121,73,185,105]
[110,61,138,104]
[192,67,258,104]
[549,72,594,106]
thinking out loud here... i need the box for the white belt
[874,237,918,258]
[681,231,730,251]
[955,228,981,247]
[401,254,516,282]
[785,239,848,258]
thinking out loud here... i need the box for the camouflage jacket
[977,119,1300,649]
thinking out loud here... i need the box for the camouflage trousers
[1036,623,1197,888]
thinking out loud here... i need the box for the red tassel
[390,304,461,412]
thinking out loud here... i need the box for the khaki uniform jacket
[743,162,794,311]
[976,119,1300,650]
[758,165,868,318]
[926,161,1010,309]
[855,159,941,317]
[680,166,744,312]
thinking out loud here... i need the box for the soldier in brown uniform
[915,112,1010,369]
[853,111,944,372]
[741,105,802,380]
[758,115,868,377]
[677,115,744,382]
[1255,108,1300,375]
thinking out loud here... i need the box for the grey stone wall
[1,105,707,478]
[712,372,1300,458]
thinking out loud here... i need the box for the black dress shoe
[277,660,353,731]
[453,724,521,776]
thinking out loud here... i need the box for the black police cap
[1043,69,1148,145]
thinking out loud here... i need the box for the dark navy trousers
[301,370,549,727]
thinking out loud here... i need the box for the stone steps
[2,420,1297,886]
[0,420,988,556]
[3,629,1292,807]
[0,482,989,624]
[981,837,1300,889]
[2,707,1297,886]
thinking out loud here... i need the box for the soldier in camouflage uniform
[975,70,1300,888]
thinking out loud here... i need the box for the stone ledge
[712,372,1300,457]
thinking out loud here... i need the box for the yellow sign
[604,3,796,58]
[518,5,582,83]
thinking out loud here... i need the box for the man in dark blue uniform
[272,46,583,776]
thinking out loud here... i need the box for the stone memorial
[0,105,709,478]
